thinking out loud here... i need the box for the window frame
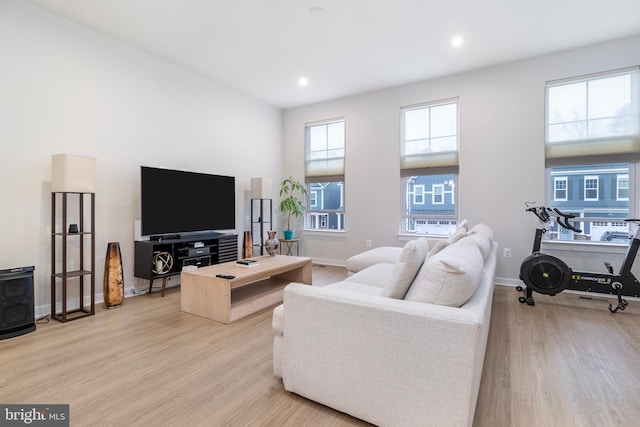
[617,174,629,201]
[413,184,425,205]
[304,118,346,233]
[583,175,599,201]
[400,98,459,236]
[544,68,639,245]
[554,176,568,201]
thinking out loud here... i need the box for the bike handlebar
[526,206,582,233]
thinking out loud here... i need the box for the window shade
[400,99,459,172]
[545,67,640,165]
[305,119,345,178]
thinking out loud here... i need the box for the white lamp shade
[251,177,272,199]
[51,154,96,193]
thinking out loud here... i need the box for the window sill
[542,239,629,254]
[301,229,346,239]
[398,233,451,241]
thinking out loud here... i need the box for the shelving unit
[134,233,238,296]
[251,198,272,255]
[51,192,95,322]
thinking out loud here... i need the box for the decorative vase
[243,231,253,258]
[264,231,279,256]
[283,229,294,240]
[103,242,124,308]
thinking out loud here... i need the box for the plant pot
[283,230,294,240]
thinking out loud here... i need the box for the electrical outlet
[366,239,372,248]
[503,248,512,258]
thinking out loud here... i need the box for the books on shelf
[236,259,258,268]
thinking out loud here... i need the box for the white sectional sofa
[272,222,498,427]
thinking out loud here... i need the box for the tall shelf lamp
[250,178,272,256]
[51,154,96,322]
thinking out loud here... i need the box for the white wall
[0,0,282,315]
[283,35,640,284]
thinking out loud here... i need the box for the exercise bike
[517,205,640,313]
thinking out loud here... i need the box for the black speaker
[0,266,36,340]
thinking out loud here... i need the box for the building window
[400,98,459,235]
[432,184,444,204]
[617,174,629,201]
[413,184,425,204]
[305,119,346,231]
[584,175,599,201]
[545,68,639,243]
[554,177,568,201]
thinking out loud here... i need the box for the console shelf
[134,233,238,296]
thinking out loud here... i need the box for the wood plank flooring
[1,265,639,426]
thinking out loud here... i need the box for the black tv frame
[140,166,236,239]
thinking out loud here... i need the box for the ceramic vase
[264,231,279,256]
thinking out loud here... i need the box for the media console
[134,233,238,296]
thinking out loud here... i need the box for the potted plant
[279,176,307,240]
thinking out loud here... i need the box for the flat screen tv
[140,166,235,237]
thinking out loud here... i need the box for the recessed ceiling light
[298,77,309,87]
[451,36,464,47]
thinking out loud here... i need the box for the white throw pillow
[466,231,492,260]
[469,223,494,241]
[405,237,484,307]
[428,239,448,256]
[446,227,467,245]
[381,238,429,299]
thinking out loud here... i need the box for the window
[413,185,425,204]
[554,177,568,201]
[545,67,639,243]
[432,184,444,204]
[617,174,629,201]
[401,98,459,235]
[305,119,346,231]
[584,175,599,201]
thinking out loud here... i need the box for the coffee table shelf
[180,255,312,323]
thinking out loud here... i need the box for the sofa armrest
[281,283,486,427]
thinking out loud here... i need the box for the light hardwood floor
[1,265,640,426]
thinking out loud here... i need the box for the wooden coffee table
[180,255,312,323]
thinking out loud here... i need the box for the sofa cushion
[344,263,395,288]
[405,236,484,307]
[272,304,284,334]
[324,281,384,296]
[380,237,429,299]
[346,246,402,273]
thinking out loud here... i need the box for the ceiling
[26,0,640,109]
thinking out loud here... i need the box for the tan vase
[103,242,124,308]
[243,231,253,258]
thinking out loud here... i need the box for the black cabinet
[134,233,238,296]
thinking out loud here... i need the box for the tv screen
[140,166,235,237]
